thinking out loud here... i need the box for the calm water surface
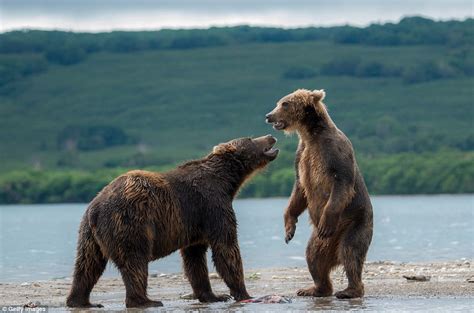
[0,195,473,282]
[44,296,474,312]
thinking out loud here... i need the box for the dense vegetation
[0,17,472,203]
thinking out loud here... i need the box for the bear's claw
[297,286,332,297]
[285,230,294,243]
[335,287,364,299]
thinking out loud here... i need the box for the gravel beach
[1,260,473,311]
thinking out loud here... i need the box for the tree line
[1,17,471,59]
[1,151,472,204]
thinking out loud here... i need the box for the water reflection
[305,297,366,311]
[48,295,473,312]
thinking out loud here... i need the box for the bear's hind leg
[297,230,339,297]
[66,219,107,308]
[181,244,231,302]
[335,223,372,299]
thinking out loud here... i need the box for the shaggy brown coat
[66,135,279,308]
[266,89,373,299]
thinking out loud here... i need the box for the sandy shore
[1,260,473,311]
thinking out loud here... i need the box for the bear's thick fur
[266,89,373,299]
[66,135,279,308]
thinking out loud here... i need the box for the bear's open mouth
[272,121,286,131]
[265,114,286,131]
[263,143,279,158]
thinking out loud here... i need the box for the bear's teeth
[264,148,279,156]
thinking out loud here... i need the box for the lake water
[0,195,473,283]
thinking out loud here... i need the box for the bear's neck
[201,154,249,198]
[297,105,337,142]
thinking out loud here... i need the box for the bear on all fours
[66,135,279,308]
[266,89,373,299]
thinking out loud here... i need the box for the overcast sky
[0,0,472,32]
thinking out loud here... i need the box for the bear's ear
[212,143,236,155]
[311,89,326,102]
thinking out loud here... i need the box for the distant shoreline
[1,193,473,206]
[1,260,472,309]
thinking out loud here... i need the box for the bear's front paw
[297,286,332,297]
[317,213,339,239]
[198,292,231,303]
[285,224,296,243]
[317,224,334,239]
[284,215,297,243]
[233,292,251,302]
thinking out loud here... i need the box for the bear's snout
[265,112,275,123]
[253,134,276,145]
[266,134,277,145]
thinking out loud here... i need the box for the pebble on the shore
[180,293,195,300]
[247,272,261,280]
[403,275,431,282]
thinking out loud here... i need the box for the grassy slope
[1,40,472,174]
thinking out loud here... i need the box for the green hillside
[0,17,473,203]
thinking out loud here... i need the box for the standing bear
[66,135,279,308]
[266,89,373,299]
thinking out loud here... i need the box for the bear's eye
[281,102,289,109]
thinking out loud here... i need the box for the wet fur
[268,89,373,299]
[66,137,276,308]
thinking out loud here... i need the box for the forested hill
[0,17,473,203]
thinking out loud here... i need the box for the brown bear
[265,89,373,299]
[66,135,279,308]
